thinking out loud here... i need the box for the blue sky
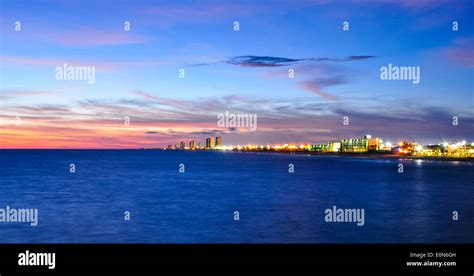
[0,0,473,148]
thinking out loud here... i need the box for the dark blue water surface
[0,150,473,243]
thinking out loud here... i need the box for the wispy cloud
[0,89,53,100]
[226,56,302,67]
[0,55,168,73]
[191,55,375,67]
[298,80,341,101]
[2,89,471,148]
[189,55,373,101]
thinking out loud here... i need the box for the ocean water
[0,149,472,243]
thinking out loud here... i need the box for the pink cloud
[43,27,149,46]
[443,37,474,67]
[445,48,474,67]
[0,55,119,72]
[344,0,451,8]
[132,90,186,107]
[0,89,53,97]
[297,81,339,101]
[144,2,259,23]
[1,55,168,73]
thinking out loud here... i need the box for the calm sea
[0,150,473,243]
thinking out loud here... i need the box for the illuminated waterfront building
[189,140,195,150]
[340,138,366,152]
[367,137,381,151]
[311,136,379,153]
[444,141,473,157]
[338,135,381,152]
[312,144,328,152]
[180,141,186,150]
[380,141,393,151]
[414,144,445,156]
[327,141,341,152]
[395,141,416,155]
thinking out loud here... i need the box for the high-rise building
[180,141,186,150]
[211,138,215,148]
[189,140,195,150]
[205,137,216,149]
[215,136,222,147]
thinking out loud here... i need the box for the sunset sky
[1,0,473,149]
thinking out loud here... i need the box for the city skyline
[1,0,473,149]
[165,134,473,158]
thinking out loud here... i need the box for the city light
[167,136,474,158]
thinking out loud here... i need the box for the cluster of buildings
[227,135,474,158]
[380,140,474,158]
[165,134,474,158]
[228,135,388,153]
[410,141,473,158]
[167,136,222,150]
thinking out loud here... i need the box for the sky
[0,0,473,149]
